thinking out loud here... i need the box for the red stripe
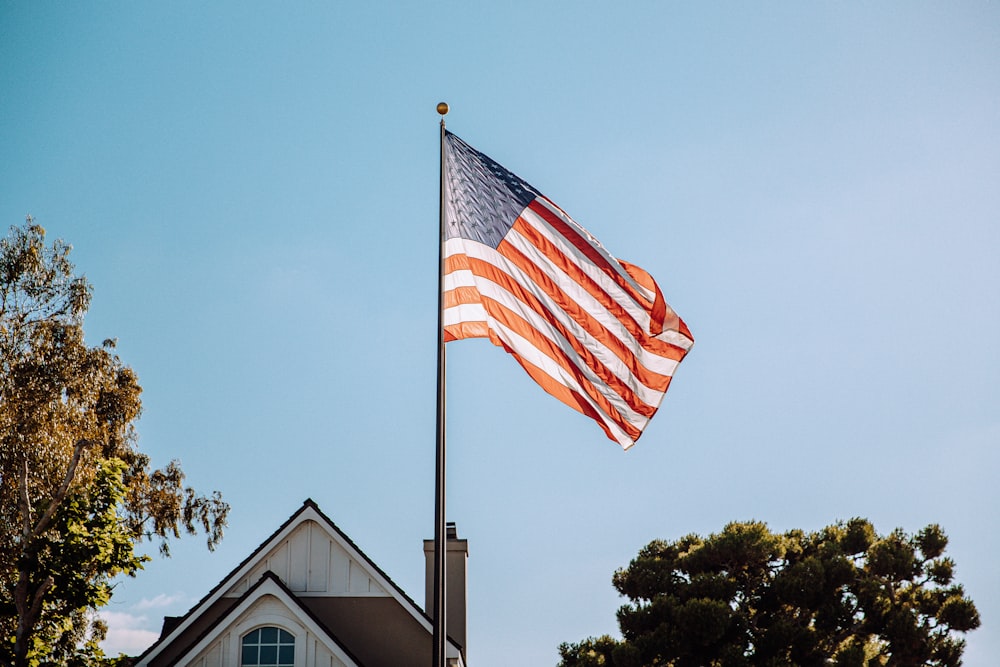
[444,285,483,310]
[619,260,674,337]
[444,321,490,342]
[678,319,692,340]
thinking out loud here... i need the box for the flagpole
[433,101,449,667]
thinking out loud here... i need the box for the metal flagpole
[433,101,450,667]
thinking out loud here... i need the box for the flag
[442,131,694,450]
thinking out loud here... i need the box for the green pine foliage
[559,519,979,667]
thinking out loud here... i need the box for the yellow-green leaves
[0,220,228,667]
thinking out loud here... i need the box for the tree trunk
[13,570,53,667]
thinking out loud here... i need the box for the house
[134,499,468,667]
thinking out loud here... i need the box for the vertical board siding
[224,520,387,598]
[308,522,330,591]
[330,536,350,593]
[185,634,224,667]
[288,524,309,590]
[348,559,370,594]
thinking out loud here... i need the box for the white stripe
[656,327,695,350]
[443,267,478,291]
[443,302,488,327]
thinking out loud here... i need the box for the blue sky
[2,2,998,665]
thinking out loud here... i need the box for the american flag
[442,131,693,450]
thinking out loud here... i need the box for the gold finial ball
[436,102,449,116]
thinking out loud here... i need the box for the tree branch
[29,438,91,542]
[18,457,32,538]
[26,575,54,627]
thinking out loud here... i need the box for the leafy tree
[559,519,979,667]
[0,219,230,667]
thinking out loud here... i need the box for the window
[241,627,295,667]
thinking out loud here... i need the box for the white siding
[288,525,309,590]
[185,633,227,667]
[329,537,350,592]
[225,520,387,597]
[307,636,349,667]
[308,528,329,592]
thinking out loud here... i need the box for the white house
[134,499,468,667]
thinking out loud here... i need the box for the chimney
[424,522,469,660]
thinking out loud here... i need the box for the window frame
[239,624,298,667]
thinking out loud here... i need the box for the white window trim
[233,615,303,667]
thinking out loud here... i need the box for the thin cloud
[99,593,188,656]
[133,592,187,611]
[99,611,159,657]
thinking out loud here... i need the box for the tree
[0,219,230,667]
[558,519,979,667]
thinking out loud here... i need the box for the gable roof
[135,499,464,666]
